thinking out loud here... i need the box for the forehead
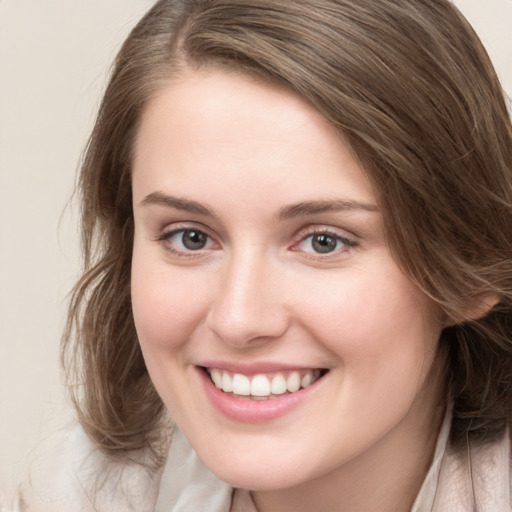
[134,68,340,159]
[132,69,376,212]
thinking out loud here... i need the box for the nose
[206,249,290,348]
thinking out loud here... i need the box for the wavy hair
[63,0,512,463]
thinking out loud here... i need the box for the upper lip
[198,360,327,376]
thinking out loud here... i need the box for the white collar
[154,427,232,512]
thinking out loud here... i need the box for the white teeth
[286,371,301,392]
[232,374,251,396]
[211,369,222,389]
[301,372,313,388]
[251,375,271,397]
[270,374,287,395]
[208,368,323,398]
[222,372,233,392]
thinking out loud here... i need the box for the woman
[23,0,512,510]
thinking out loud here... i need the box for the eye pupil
[312,234,337,253]
[182,230,207,250]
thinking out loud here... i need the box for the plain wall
[0,0,155,499]
[0,0,511,502]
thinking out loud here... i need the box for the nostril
[205,267,290,346]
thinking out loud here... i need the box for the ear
[445,294,499,327]
[466,294,500,321]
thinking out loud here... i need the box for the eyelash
[156,225,357,259]
[291,228,357,258]
[156,225,218,259]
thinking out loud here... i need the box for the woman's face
[131,69,445,491]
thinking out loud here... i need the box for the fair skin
[131,69,446,512]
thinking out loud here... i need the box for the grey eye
[310,233,339,253]
[296,231,351,255]
[179,229,209,250]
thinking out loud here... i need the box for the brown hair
[63,0,512,462]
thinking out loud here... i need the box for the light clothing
[229,412,512,512]
[17,412,512,511]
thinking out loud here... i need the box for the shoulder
[21,420,163,512]
[433,426,512,511]
[510,427,512,506]
[20,419,233,512]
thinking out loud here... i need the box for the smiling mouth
[203,367,328,400]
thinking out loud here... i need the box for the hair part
[63,0,512,463]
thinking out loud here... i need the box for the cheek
[130,254,214,416]
[131,255,210,353]
[292,268,444,449]
[294,264,442,377]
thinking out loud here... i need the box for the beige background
[0,0,511,501]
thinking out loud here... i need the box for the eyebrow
[140,192,378,219]
[140,192,213,216]
[278,199,378,219]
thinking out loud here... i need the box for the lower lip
[198,368,324,423]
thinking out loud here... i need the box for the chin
[210,463,305,491]
[193,440,317,491]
